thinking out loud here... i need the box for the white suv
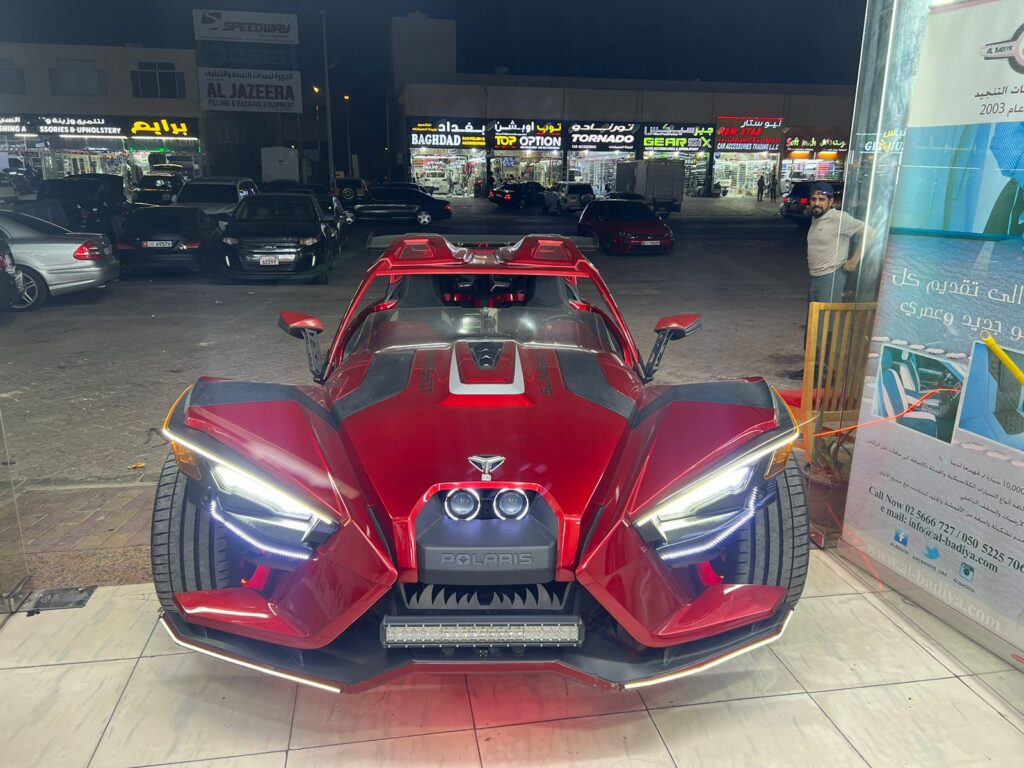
[542,182,595,214]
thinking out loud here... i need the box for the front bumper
[162,603,792,693]
[119,250,205,269]
[611,237,674,254]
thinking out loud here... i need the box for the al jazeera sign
[199,68,302,113]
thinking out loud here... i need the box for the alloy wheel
[11,268,42,310]
[416,210,433,226]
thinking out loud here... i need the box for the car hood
[224,221,320,238]
[177,201,237,215]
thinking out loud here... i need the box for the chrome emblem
[469,454,505,480]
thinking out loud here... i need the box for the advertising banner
[409,118,486,149]
[714,116,784,152]
[642,123,713,152]
[844,0,1024,658]
[784,128,849,155]
[490,120,563,151]
[199,68,302,113]
[567,122,637,151]
[193,9,298,45]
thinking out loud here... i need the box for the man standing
[756,174,766,201]
[768,174,778,202]
[789,182,866,379]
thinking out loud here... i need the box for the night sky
[2,0,868,178]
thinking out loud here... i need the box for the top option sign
[193,9,298,45]
[642,124,714,152]
[410,118,487,149]
[715,116,785,152]
[568,122,637,151]
[490,120,563,150]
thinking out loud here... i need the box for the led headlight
[210,465,325,531]
[298,236,319,246]
[444,488,481,520]
[493,489,530,520]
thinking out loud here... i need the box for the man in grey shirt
[789,181,866,379]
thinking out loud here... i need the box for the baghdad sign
[409,119,487,148]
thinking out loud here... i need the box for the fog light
[493,489,529,520]
[444,488,481,520]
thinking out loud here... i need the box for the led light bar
[209,499,311,561]
[382,617,583,648]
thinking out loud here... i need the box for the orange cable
[812,387,961,438]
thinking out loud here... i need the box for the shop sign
[0,116,30,134]
[714,116,784,152]
[785,129,849,153]
[193,9,298,45]
[490,120,563,150]
[199,68,302,113]
[129,118,197,137]
[855,128,906,154]
[37,116,124,136]
[642,124,713,151]
[199,42,297,71]
[410,119,486,149]
[568,122,637,151]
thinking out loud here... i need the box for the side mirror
[278,311,326,382]
[644,314,703,382]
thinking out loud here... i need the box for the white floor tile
[813,677,1024,767]
[639,647,802,710]
[0,659,134,768]
[974,670,1024,720]
[287,731,480,767]
[141,616,192,657]
[829,548,893,592]
[90,653,295,768]
[467,672,644,728]
[476,711,674,767]
[136,755,286,768]
[0,584,159,668]
[289,673,473,750]
[802,550,862,598]
[772,593,951,691]
[651,693,866,767]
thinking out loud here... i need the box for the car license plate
[642,240,660,246]
[143,240,172,248]
[259,256,279,266]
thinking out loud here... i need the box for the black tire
[314,268,329,285]
[151,450,232,613]
[11,266,48,311]
[725,455,809,607]
[340,186,356,201]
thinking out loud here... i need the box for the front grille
[238,240,300,263]
[399,582,570,612]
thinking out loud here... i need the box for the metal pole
[345,98,352,177]
[319,9,335,189]
[297,110,304,183]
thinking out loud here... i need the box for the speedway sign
[199,68,302,113]
[193,9,298,45]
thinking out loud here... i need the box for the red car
[578,199,675,254]
[153,234,807,693]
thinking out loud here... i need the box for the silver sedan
[0,210,120,310]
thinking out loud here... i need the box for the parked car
[0,172,20,203]
[378,181,433,195]
[335,177,370,204]
[150,163,191,181]
[488,181,546,209]
[606,191,646,202]
[260,179,301,193]
[116,206,223,274]
[542,182,595,214]
[132,172,185,205]
[175,176,258,218]
[779,181,845,223]
[35,175,132,239]
[0,210,119,310]
[221,194,333,284]
[152,233,806,692]
[0,238,16,310]
[577,199,675,255]
[351,186,452,226]
[285,186,349,259]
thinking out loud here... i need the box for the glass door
[0,407,29,621]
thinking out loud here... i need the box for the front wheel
[724,454,809,608]
[416,209,433,226]
[11,266,48,311]
[151,451,234,613]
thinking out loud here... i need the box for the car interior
[876,348,962,441]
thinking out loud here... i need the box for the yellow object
[983,333,1024,386]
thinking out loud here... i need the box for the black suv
[779,181,845,223]
[352,187,452,226]
[335,177,370,205]
[489,181,546,208]
[36,174,132,238]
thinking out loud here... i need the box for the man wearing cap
[789,181,866,379]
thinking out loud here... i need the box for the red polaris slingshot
[153,234,807,693]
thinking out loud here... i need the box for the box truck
[614,159,685,214]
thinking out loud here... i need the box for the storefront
[712,116,784,196]
[409,117,486,197]
[488,120,563,189]
[641,123,713,197]
[567,122,637,195]
[782,127,849,188]
[0,114,203,189]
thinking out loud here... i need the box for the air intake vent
[400,582,569,612]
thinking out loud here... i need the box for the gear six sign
[153,234,807,692]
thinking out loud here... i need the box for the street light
[343,95,352,178]
[312,84,321,95]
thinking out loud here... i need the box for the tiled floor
[1,550,1022,768]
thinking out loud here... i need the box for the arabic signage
[0,114,201,139]
[128,118,197,138]
[568,122,637,151]
[714,116,784,152]
[642,123,713,152]
[409,118,487,149]
[784,128,849,154]
[845,0,1024,662]
[198,68,302,113]
[490,119,563,150]
[0,116,30,134]
[193,9,298,45]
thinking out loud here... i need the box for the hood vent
[468,341,504,369]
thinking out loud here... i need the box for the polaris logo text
[439,552,534,567]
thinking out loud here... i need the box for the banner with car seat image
[842,0,1024,662]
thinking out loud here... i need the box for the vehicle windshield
[234,197,316,222]
[127,208,197,228]
[0,211,70,236]
[608,202,658,221]
[177,183,237,203]
[140,175,176,189]
[38,179,104,199]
